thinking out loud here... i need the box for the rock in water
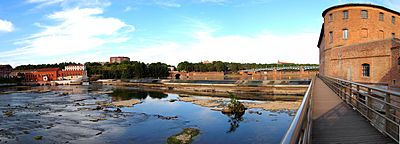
[3,111,13,117]
[115,108,122,113]
[167,128,200,144]
[33,136,43,140]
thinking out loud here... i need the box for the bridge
[281,75,399,144]
[240,66,319,73]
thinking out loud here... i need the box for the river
[0,85,298,144]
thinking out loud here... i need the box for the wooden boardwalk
[311,77,395,144]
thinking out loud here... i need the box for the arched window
[362,63,370,77]
[361,10,368,19]
[361,28,368,38]
[379,30,384,39]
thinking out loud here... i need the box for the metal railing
[319,75,400,143]
[281,77,314,144]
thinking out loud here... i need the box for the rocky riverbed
[0,85,298,144]
[178,96,301,111]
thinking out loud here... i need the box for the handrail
[319,75,400,143]
[281,77,314,144]
[325,75,400,96]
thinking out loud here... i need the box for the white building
[64,65,86,71]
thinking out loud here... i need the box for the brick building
[0,65,12,78]
[110,56,130,64]
[25,68,59,82]
[318,3,400,87]
[24,66,86,82]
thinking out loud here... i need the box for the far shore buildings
[110,56,130,64]
[318,3,400,88]
[0,65,12,78]
[22,65,86,83]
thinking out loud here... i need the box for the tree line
[177,61,319,72]
[14,62,81,70]
[85,61,170,79]
[11,61,319,80]
[13,61,171,79]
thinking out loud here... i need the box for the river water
[0,85,297,144]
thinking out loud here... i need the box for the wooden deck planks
[311,77,394,144]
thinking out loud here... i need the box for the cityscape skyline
[0,0,400,67]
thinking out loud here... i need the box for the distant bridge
[240,66,319,73]
[281,75,398,144]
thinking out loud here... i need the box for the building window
[329,31,333,43]
[361,10,368,19]
[362,63,370,77]
[329,13,333,22]
[361,28,368,38]
[379,12,384,21]
[343,10,349,19]
[392,16,396,24]
[343,29,348,40]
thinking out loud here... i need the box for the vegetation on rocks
[222,93,246,114]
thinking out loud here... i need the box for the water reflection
[110,89,168,101]
[223,112,245,133]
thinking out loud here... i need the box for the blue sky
[0,0,399,67]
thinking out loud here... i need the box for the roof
[317,24,324,48]
[322,3,400,17]
[37,68,59,72]
[65,64,84,66]
[110,56,129,58]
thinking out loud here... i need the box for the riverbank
[96,80,309,98]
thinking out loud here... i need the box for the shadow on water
[111,89,168,101]
[223,112,245,133]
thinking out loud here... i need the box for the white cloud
[154,0,181,8]
[124,6,132,12]
[0,7,134,65]
[26,0,111,9]
[126,30,319,66]
[0,19,14,32]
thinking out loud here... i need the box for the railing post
[348,83,352,105]
[385,93,391,135]
[356,85,360,110]
[367,88,372,119]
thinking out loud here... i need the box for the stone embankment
[96,79,310,97]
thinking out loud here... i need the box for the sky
[0,0,400,67]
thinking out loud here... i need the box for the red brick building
[25,68,59,82]
[110,56,130,64]
[24,66,85,82]
[318,3,400,87]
